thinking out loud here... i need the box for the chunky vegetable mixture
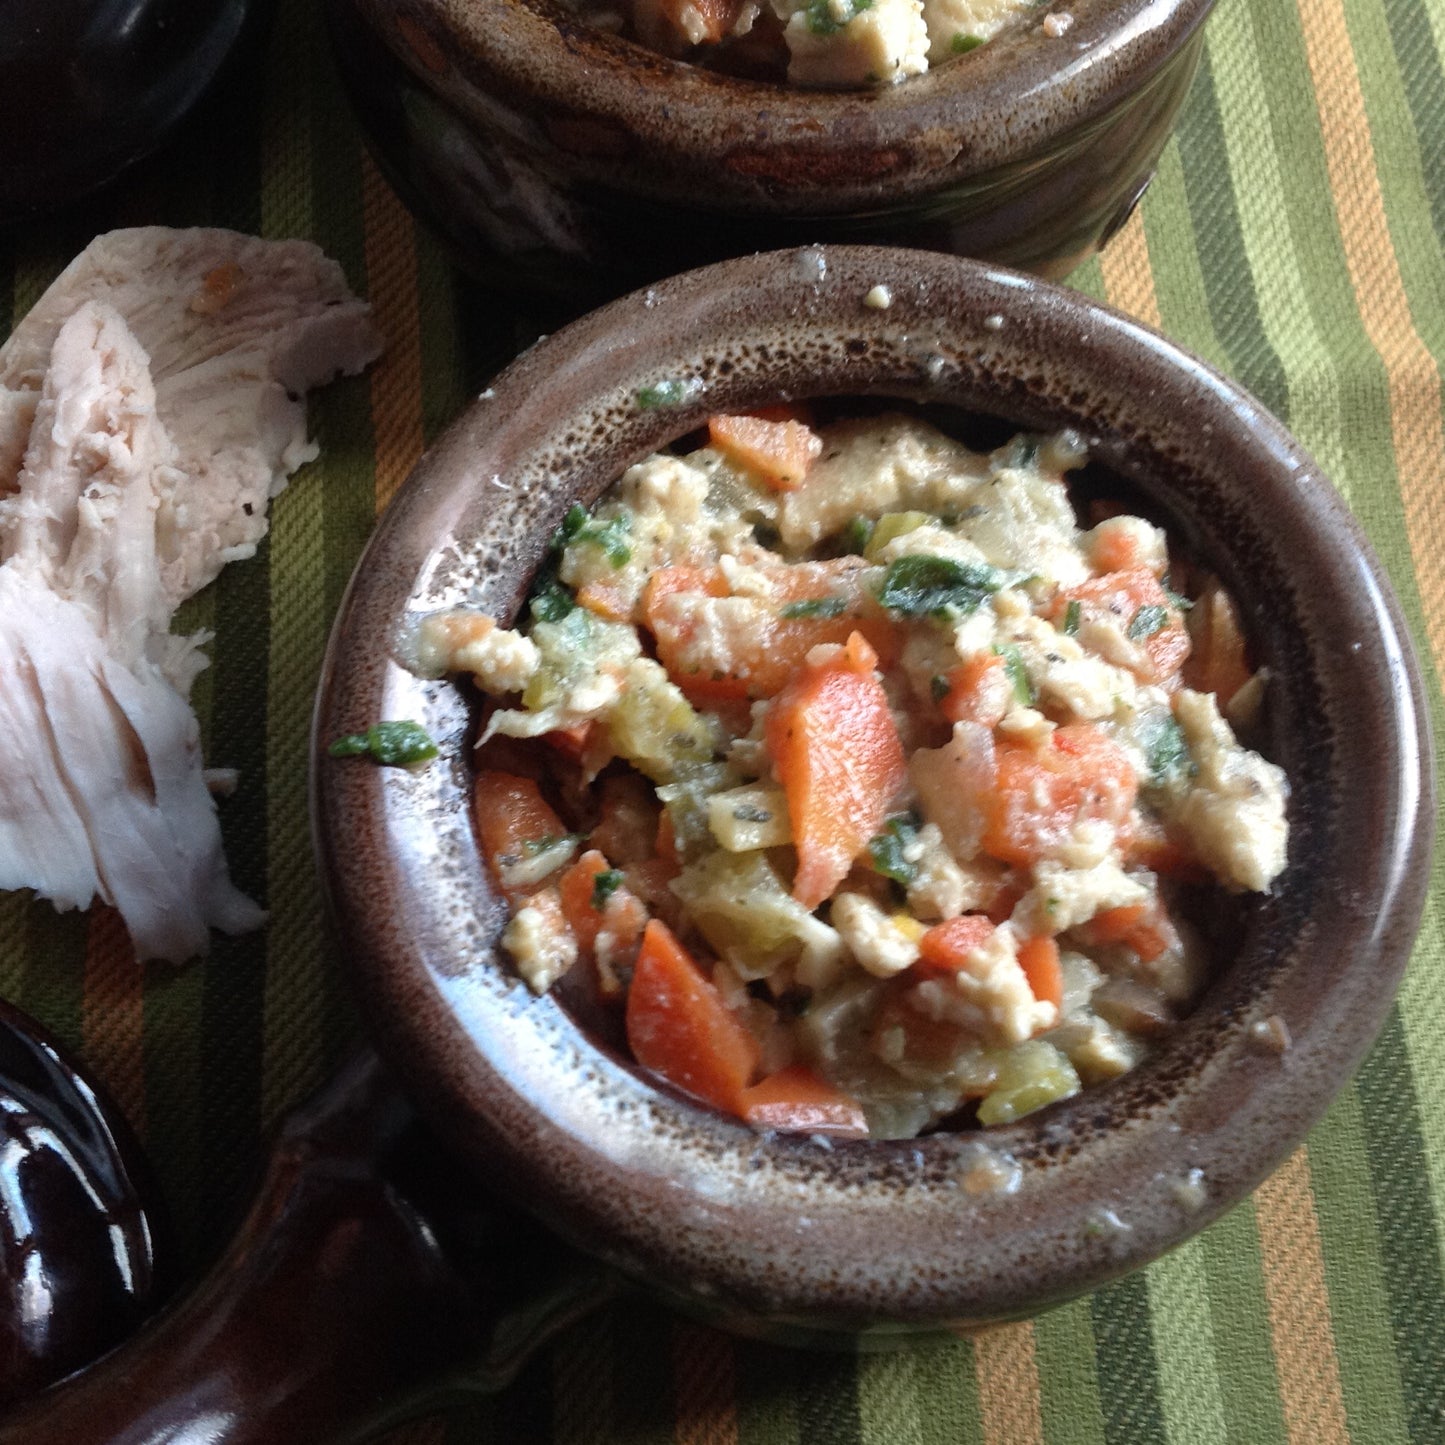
[568,0,1034,88]
[422,410,1288,1140]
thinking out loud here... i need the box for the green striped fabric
[1,0,1442,1439]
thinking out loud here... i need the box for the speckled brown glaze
[326,0,1214,296]
[313,248,1434,1339]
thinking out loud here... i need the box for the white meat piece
[1,305,177,672]
[909,720,995,862]
[909,921,1056,1046]
[416,610,540,695]
[781,0,930,86]
[831,892,921,977]
[777,414,989,550]
[0,228,382,602]
[0,571,265,962]
[0,227,381,963]
[921,0,1020,62]
[1169,689,1289,891]
[1012,860,1148,936]
[502,892,579,994]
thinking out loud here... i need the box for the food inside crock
[422,408,1288,1140]
[568,0,1035,87]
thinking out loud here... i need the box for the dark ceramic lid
[312,247,1433,1333]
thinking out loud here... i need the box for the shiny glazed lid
[312,247,1433,1334]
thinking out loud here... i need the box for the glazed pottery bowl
[313,247,1433,1340]
[326,0,1214,299]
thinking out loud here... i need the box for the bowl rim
[363,0,1218,180]
[312,245,1435,1332]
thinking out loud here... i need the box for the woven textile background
[1,0,1442,1440]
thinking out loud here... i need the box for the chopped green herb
[1162,581,1194,611]
[952,31,983,51]
[877,555,1003,619]
[1062,598,1082,636]
[555,504,588,547]
[1008,436,1040,469]
[868,811,922,885]
[931,673,950,703]
[806,0,872,33]
[591,868,624,910]
[1127,604,1169,640]
[1141,715,1195,789]
[554,505,632,568]
[840,515,875,555]
[635,378,697,410]
[780,596,848,619]
[529,573,576,623]
[328,720,439,768]
[992,643,1036,705]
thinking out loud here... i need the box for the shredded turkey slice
[0,228,382,963]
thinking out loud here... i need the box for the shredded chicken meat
[0,228,382,962]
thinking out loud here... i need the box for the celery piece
[863,511,932,561]
[328,720,437,768]
[976,1041,1080,1125]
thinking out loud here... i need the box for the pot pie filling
[420,410,1288,1140]
[569,0,1036,88]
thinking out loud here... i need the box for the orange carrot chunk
[473,772,569,902]
[1077,900,1179,963]
[917,915,997,972]
[1057,567,1190,682]
[625,920,761,1115]
[981,725,1137,867]
[1017,935,1064,1009]
[708,413,824,492]
[739,1065,869,1139]
[766,636,907,910]
[1183,584,1252,711]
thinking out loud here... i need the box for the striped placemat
[1,0,1440,1439]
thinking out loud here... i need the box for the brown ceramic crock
[314,247,1432,1336]
[0,248,1430,1445]
[326,0,1216,297]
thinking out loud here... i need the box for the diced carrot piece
[625,920,761,1115]
[643,559,898,702]
[1080,901,1148,946]
[1182,584,1252,711]
[558,849,647,998]
[1017,935,1063,1009]
[1125,812,1208,882]
[1088,519,1142,574]
[739,1065,869,1139]
[542,721,596,762]
[1056,567,1190,683]
[576,580,633,622]
[766,637,907,909]
[917,915,997,972]
[1077,901,1178,963]
[941,653,1011,728]
[473,772,568,901]
[981,725,1138,867]
[708,413,824,493]
[984,877,1027,925]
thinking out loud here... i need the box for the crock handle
[0,1051,616,1445]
